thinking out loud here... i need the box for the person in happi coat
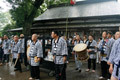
[83,35,88,44]
[107,31,120,80]
[51,31,68,80]
[72,35,83,72]
[19,34,25,63]
[28,34,43,80]
[19,34,29,70]
[107,31,115,59]
[0,37,3,66]
[106,31,115,80]
[98,31,109,79]
[96,37,102,64]
[86,35,97,73]
[11,35,22,72]
[2,35,11,65]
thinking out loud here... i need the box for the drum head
[73,43,87,52]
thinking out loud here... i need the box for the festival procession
[1,0,120,80]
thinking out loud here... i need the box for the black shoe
[79,69,82,72]
[20,61,23,63]
[19,70,22,73]
[75,68,78,70]
[35,78,40,80]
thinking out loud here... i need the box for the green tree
[1,22,20,37]
[0,11,11,30]
[6,0,69,36]
[7,0,45,36]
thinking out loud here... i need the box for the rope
[47,0,70,38]
[65,0,70,38]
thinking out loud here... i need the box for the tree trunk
[23,0,44,36]
[23,0,44,60]
[23,22,32,36]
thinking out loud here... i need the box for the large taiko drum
[73,43,89,61]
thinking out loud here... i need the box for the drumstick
[14,58,18,67]
[11,57,13,66]
[10,54,13,66]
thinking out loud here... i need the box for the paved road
[0,61,104,80]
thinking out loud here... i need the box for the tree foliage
[3,0,69,36]
[0,11,11,30]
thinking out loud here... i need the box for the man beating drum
[72,35,88,72]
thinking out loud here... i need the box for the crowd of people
[68,31,120,80]
[0,34,27,71]
[0,31,120,80]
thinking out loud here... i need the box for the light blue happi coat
[19,38,25,53]
[11,41,21,59]
[29,40,43,66]
[98,39,109,62]
[106,38,115,59]
[51,37,68,64]
[86,40,97,59]
[108,38,120,64]
[108,38,120,79]
[2,39,11,54]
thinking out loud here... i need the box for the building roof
[7,28,23,32]
[35,0,120,21]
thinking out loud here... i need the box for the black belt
[4,47,9,49]
[30,56,36,58]
[89,51,96,54]
[116,67,119,76]
[114,61,120,76]
[55,55,67,56]
[54,53,67,56]
[13,51,18,53]
[55,55,63,56]
[87,46,95,49]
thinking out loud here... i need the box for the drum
[73,43,89,61]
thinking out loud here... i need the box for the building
[9,0,120,39]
